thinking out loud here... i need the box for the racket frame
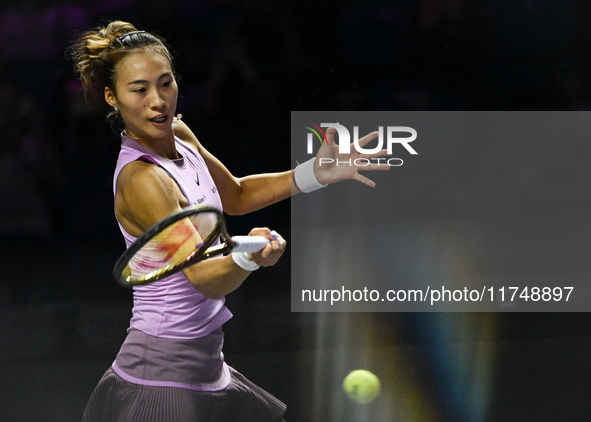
[113,206,237,287]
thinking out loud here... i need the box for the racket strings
[125,211,221,283]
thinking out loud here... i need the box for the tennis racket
[113,205,270,286]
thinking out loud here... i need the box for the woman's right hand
[246,227,286,267]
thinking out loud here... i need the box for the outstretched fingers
[358,149,391,163]
[358,162,391,171]
[353,172,376,188]
[357,149,393,171]
[325,126,337,146]
[357,130,380,147]
[360,148,390,158]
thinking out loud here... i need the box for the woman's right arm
[115,161,285,299]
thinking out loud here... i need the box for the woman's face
[106,49,178,141]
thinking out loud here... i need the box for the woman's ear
[104,87,117,108]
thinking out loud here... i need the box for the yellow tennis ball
[343,369,381,404]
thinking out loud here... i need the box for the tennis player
[68,20,388,422]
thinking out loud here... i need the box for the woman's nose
[148,89,165,109]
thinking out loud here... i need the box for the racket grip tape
[231,236,270,253]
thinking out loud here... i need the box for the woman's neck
[124,129,179,159]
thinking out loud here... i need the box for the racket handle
[231,236,270,253]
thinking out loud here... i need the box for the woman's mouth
[150,115,167,124]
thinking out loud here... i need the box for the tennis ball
[343,369,381,404]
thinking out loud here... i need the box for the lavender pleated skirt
[81,366,286,422]
[81,328,286,422]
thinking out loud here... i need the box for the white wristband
[293,157,327,193]
[231,251,260,271]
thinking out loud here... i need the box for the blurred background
[1,0,591,421]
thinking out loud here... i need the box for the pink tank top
[113,135,232,339]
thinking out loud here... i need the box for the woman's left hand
[314,126,391,188]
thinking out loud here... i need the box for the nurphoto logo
[302,121,417,167]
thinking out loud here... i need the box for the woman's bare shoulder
[172,117,201,152]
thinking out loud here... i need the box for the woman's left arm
[173,118,391,215]
[173,118,299,215]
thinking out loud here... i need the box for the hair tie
[117,30,146,42]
